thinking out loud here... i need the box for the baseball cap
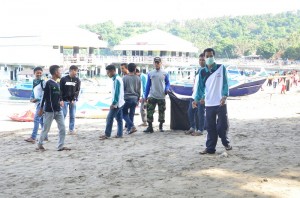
[154,57,161,62]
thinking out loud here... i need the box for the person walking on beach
[193,48,232,154]
[122,63,141,134]
[24,67,48,143]
[99,65,125,140]
[121,63,129,76]
[136,69,148,126]
[37,65,70,151]
[273,72,279,88]
[143,57,170,133]
[186,53,206,136]
[60,65,81,135]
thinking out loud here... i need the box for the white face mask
[205,57,215,65]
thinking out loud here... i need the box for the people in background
[122,63,141,134]
[99,65,125,140]
[25,67,48,143]
[60,65,81,135]
[143,57,170,133]
[37,65,70,151]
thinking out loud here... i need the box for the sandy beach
[0,84,300,198]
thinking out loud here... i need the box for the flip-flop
[114,135,122,138]
[99,135,109,140]
[57,147,71,151]
[36,145,46,151]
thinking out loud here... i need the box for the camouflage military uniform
[146,97,166,123]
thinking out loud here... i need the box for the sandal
[114,135,122,138]
[99,135,109,140]
[199,149,215,155]
[25,137,35,143]
[36,144,46,151]
[191,132,203,136]
[58,147,71,151]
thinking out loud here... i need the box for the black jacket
[41,79,61,112]
[60,75,81,101]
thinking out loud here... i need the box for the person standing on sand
[99,65,125,140]
[122,63,141,134]
[24,67,48,143]
[136,69,148,127]
[185,53,206,136]
[60,65,81,135]
[143,57,170,133]
[37,65,70,151]
[193,48,232,154]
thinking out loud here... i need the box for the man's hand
[38,108,43,116]
[60,101,64,107]
[200,99,205,105]
[110,105,116,110]
[192,101,198,109]
[30,99,37,103]
[220,97,227,106]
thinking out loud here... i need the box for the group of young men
[24,65,81,151]
[24,47,232,154]
[99,57,170,140]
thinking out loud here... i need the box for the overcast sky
[1,0,300,28]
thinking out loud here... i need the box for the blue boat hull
[8,88,32,99]
[170,78,266,97]
[229,78,266,97]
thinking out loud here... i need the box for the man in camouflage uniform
[143,57,170,133]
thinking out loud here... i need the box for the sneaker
[143,127,154,133]
[192,130,203,136]
[225,145,232,151]
[185,127,195,135]
[199,149,215,155]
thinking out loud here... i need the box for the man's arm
[40,82,49,109]
[222,65,229,97]
[144,73,151,99]
[136,77,141,102]
[59,77,65,101]
[74,78,81,101]
[194,71,205,102]
[112,79,120,107]
[164,73,170,93]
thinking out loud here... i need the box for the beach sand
[0,85,300,198]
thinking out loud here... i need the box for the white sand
[0,85,300,198]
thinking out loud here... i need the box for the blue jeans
[123,99,137,131]
[105,106,123,137]
[31,104,44,139]
[38,111,66,150]
[62,101,76,131]
[205,105,230,153]
[188,100,206,131]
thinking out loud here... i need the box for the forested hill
[80,10,300,59]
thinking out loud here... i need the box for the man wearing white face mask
[192,48,232,154]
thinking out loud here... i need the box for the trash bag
[168,91,191,130]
